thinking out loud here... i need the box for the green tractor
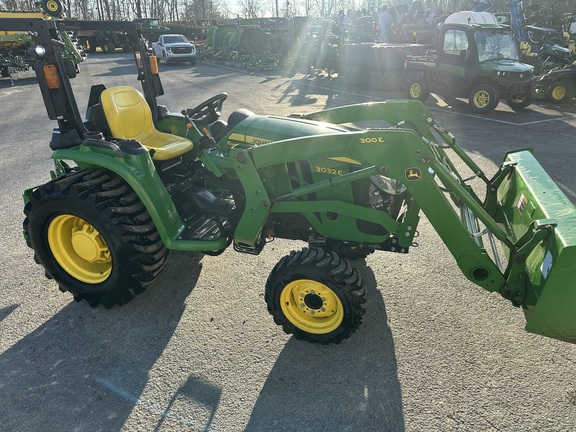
[9,18,576,346]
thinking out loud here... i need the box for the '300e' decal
[314,166,344,176]
[359,137,385,144]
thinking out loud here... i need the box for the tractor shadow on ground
[0,252,213,431]
[0,304,18,323]
[275,79,320,106]
[153,373,222,431]
[247,262,405,432]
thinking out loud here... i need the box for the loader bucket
[495,150,576,343]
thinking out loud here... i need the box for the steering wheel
[184,93,228,125]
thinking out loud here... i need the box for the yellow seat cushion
[100,86,193,161]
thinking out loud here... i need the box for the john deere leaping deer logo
[405,167,422,181]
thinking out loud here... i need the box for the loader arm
[243,126,506,291]
[218,101,576,343]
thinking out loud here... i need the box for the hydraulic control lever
[181,110,217,150]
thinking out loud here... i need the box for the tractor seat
[100,86,194,161]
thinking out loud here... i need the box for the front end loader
[8,17,576,345]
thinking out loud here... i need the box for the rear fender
[50,145,186,247]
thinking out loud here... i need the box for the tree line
[0,0,570,24]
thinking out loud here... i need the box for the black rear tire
[23,169,169,308]
[265,248,367,344]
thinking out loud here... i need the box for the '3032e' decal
[314,166,344,176]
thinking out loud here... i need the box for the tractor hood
[480,59,533,76]
[223,115,351,147]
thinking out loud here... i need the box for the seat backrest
[100,86,194,161]
[100,86,154,142]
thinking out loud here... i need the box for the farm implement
[0,1,83,80]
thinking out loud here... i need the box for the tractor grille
[172,47,193,54]
[502,71,531,80]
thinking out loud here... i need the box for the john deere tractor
[8,18,576,345]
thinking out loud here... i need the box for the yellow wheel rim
[280,279,344,334]
[473,90,490,108]
[552,86,566,101]
[45,0,59,12]
[409,84,421,99]
[48,214,112,284]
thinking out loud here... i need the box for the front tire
[468,84,500,113]
[265,248,367,344]
[23,169,169,307]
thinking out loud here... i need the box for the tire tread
[23,168,169,308]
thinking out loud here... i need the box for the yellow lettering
[360,137,385,144]
[313,166,344,176]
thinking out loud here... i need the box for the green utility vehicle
[8,17,576,346]
[405,12,535,113]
